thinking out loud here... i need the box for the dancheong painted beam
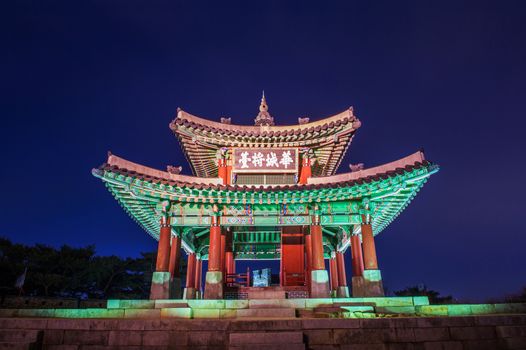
[93,94,439,299]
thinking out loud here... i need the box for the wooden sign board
[232,148,298,173]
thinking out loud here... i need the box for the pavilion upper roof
[169,98,361,178]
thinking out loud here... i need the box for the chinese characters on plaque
[233,148,298,172]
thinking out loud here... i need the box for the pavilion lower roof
[92,151,438,259]
[169,108,360,178]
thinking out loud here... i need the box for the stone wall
[0,315,525,349]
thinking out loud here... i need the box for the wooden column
[195,257,202,294]
[225,252,234,274]
[309,208,330,297]
[329,254,339,291]
[220,233,226,277]
[168,234,181,279]
[155,217,171,272]
[218,158,228,184]
[299,155,312,185]
[204,205,224,299]
[186,253,196,289]
[310,224,325,271]
[225,229,234,274]
[336,252,347,286]
[150,214,173,300]
[208,211,221,272]
[350,234,364,277]
[361,221,379,270]
[305,233,312,287]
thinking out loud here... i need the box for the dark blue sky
[2,1,525,301]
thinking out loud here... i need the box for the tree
[394,284,454,304]
[0,237,159,299]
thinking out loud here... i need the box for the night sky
[2,1,525,301]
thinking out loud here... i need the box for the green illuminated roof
[93,151,438,259]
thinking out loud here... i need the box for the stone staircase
[2,297,526,321]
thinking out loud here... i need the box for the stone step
[230,344,305,350]
[246,290,286,299]
[236,308,296,318]
[333,302,376,307]
[315,305,375,313]
[230,331,303,344]
[0,343,35,350]
[0,330,42,343]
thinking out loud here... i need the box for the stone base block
[183,287,196,300]
[236,308,296,318]
[169,277,182,299]
[247,290,286,299]
[352,270,384,297]
[149,272,171,300]
[195,290,202,299]
[336,286,350,298]
[310,270,330,298]
[204,271,224,299]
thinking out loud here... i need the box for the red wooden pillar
[299,154,312,185]
[310,209,330,297]
[204,205,224,299]
[183,253,196,299]
[186,254,196,288]
[355,215,384,297]
[220,233,226,277]
[310,225,325,271]
[329,254,339,292]
[336,252,347,286]
[208,212,221,272]
[350,234,364,277]
[335,251,350,297]
[218,158,228,184]
[361,221,379,270]
[150,215,172,300]
[155,217,171,272]
[305,233,312,287]
[194,257,202,298]
[225,253,234,274]
[168,234,181,279]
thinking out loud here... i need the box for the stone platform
[1,297,526,320]
[1,314,526,349]
[1,297,526,348]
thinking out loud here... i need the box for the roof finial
[259,90,268,112]
[255,91,274,126]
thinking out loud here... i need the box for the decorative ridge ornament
[167,165,182,174]
[349,163,364,172]
[254,91,275,126]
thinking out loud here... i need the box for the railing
[226,267,250,287]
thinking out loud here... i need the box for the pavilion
[92,94,438,300]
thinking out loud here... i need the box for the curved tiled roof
[94,151,433,193]
[169,107,360,178]
[93,150,438,247]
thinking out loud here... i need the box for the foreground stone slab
[107,299,154,309]
[236,308,296,318]
[246,290,286,299]
[160,307,192,318]
[187,299,225,309]
[229,331,303,345]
